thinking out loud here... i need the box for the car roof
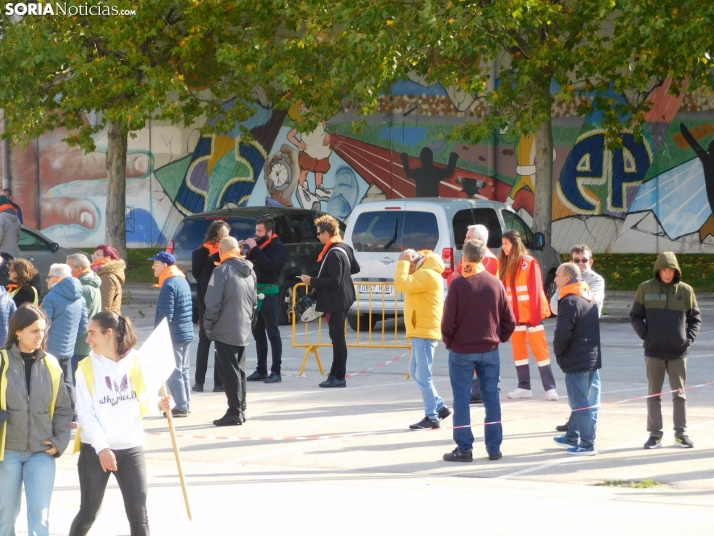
[181,207,319,220]
[353,197,511,212]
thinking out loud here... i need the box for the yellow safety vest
[9,286,39,307]
[0,348,62,461]
[73,355,150,454]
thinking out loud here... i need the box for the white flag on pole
[138,319,176,412]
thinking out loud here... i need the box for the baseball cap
[148,251,176,265]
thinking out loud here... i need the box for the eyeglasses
[572,257,590,264]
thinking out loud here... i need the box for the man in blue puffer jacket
[43,263,88,423]
[151,251,194,418]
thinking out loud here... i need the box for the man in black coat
[191,220,230,392]
[552,262,601,457]
[245,217,288,383]
[300,214,360,388]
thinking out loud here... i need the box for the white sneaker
[315,186,333,200]
[507,388,532,399]
[545,389,559,401]
[296,183,322,210]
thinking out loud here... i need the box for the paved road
[15,287,714,535]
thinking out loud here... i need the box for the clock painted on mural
[268,157,292,191]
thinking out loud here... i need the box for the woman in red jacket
[499,230,558,400]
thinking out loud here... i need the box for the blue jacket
[0,287,17,343]
[43,277,88,360]
[155,275,194,344]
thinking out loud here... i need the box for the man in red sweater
[447,224,499,405]
[441,238,516,462]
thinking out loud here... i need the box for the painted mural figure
[680,123,714,214]
[287,101,334,210]
[400,148,459,197]
[263,144,300,207]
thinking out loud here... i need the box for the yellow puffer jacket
[394,253,445,340]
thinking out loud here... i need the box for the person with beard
[244,218,287,384]
[191,220,230,393]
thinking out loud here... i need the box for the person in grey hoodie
[67,254,102,384]
[203,237,257,426]
[0,194,21,258]
[43,264,88,423]
[0,305,72,536]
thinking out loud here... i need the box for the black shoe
[264,372,282,384]
[163,408,188,418]
[319,376,346,388]
[212,385,225,392]
[488,452,503,461]
[409,416,440,430]
[192,383,204,392]
[643,436,662,449]
[247,371,268,381]
[443,448,473,462]
[555,423,569,432]
[675,435,694,448]
[470,396,484,405]
[438,406,452,420]
[213,413,243,426]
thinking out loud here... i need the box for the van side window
[273,216,291,242]
[452,208,501,249]
[502,210,534,248]
[287,214,320,243]
[352,212,404,252]
[403,212,438,251]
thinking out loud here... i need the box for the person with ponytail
[0,305,72,536]
[69,312,170,536]
[498,230,559,401]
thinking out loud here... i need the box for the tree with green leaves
[0,0,257,257]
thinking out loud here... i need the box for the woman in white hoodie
[69,312,169,536]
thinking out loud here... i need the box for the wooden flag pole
[161,384,192,521]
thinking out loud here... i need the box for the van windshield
[171,217,256,252]
[352,211,438,252]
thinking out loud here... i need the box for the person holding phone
[0,305,73,536]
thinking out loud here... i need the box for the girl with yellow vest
[0,305,72,536]
[69,312,170,536]
[499,230,559,401]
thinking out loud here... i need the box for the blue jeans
[410,338,445,421]
[448,349,502,455]
[0,450,56,536]
[564,370,599,448]
[167,341,191,411]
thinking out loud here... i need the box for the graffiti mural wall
[4,79,714,253]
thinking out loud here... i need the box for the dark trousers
[251,294,282,375]
[215,341,246,416]
[327,312,348,380]
[69,445,149,536]
[195,321,222,387]
[58,358,77,421]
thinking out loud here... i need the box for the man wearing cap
[151,251,194,418]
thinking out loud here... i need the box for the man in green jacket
[630,252,701,449]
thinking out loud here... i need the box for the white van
[343,197,562,330]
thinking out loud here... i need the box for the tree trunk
[105,121,128,260]
[533,96,554,243]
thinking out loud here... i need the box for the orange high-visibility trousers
[511,325,551,366]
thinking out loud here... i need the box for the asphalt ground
[14,286,714,535]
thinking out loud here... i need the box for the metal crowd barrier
[291,282,411,376]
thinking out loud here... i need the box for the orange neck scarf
[217,249,244,265]
[258,233,278,249]
[317,235,343,262]
[0,203,17,214]
[461,261,485,278]
[203,241,220,256]
[6,283,18,292]
[90,257,112,272]
[156,264,185,288]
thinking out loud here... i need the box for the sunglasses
[572,257,590,264]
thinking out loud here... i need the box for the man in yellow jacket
[395,249,452,429]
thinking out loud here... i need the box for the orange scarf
[317,235,343,262]
[216,249,244,266]
[0,203,17,214]
[203,241,220,256]
[6,283,18,292]
[258,233,278,249]
[90,257,112,272]
[461,261,485,278]
[156,264,186,288]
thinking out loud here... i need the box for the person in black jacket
[8,258,42,307]
[552,263,601,457]
[244,218,287,383]
[191,220,230,392]
[300,214,360,388]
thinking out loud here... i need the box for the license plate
[359,284,393,296]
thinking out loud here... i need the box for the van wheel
[347,313,379,332]
[279,280,304,325]
[545,272,557,316]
